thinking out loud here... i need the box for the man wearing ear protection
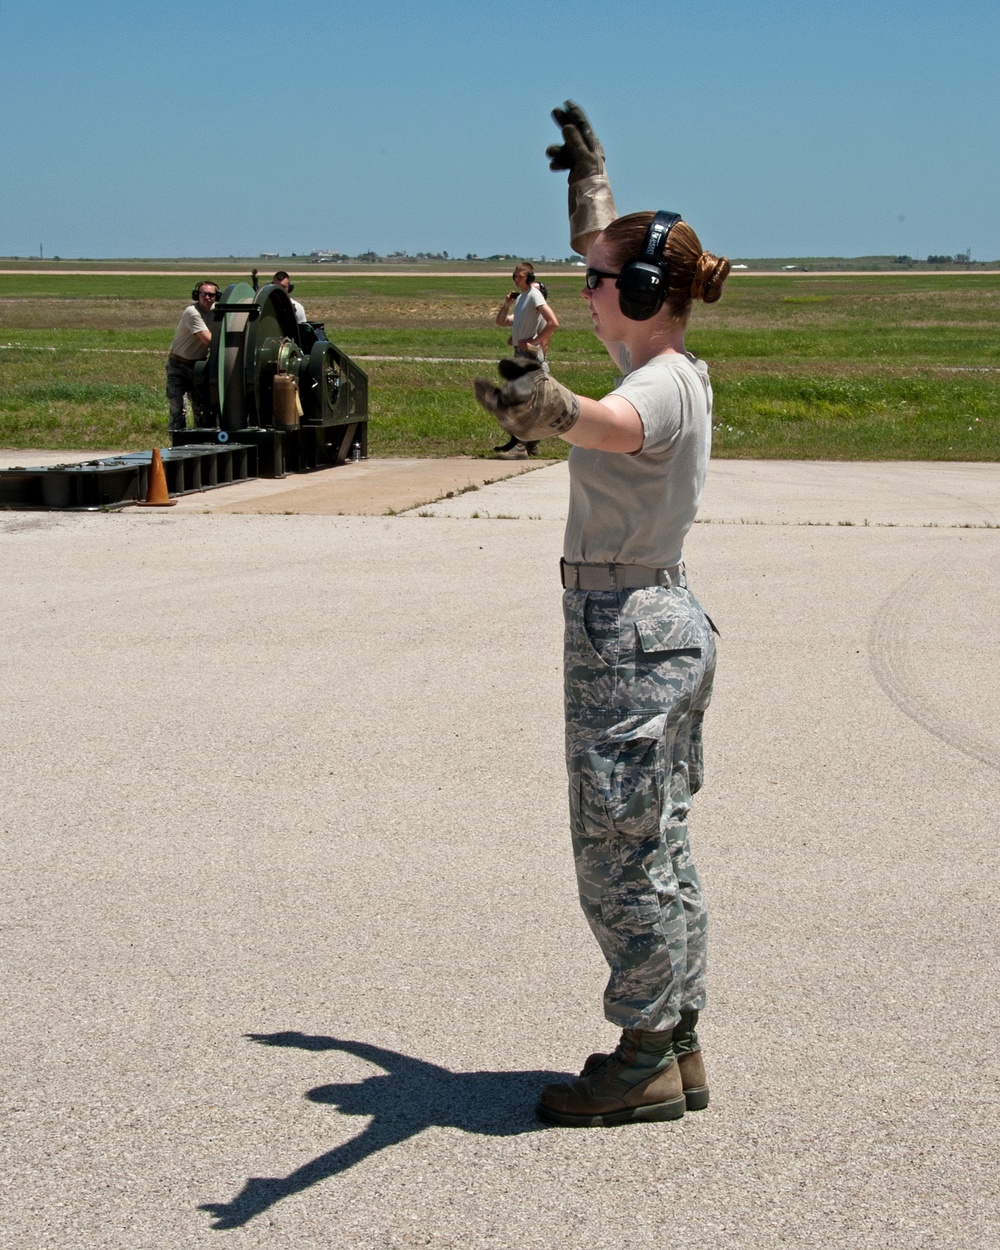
[272,270,307,325]
[165,281,218,432]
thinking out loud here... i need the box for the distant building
[260,252,279,259]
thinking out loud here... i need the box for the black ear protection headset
[615,210,682,321]
[192,283,219,300]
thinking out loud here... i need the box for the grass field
[2,271,999,459]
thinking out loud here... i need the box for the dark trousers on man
[165,356,209,432]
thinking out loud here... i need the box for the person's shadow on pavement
[198,1031,561,1230]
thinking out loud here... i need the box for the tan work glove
[473,359,580,442]
[547,100,618,256]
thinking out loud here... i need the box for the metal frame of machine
[0,444,256,511]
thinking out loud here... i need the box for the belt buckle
[607,563,617,591]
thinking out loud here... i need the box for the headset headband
[642,211,682,262]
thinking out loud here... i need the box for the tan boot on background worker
[492,262,559,458]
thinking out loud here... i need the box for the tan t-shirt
[169,304,211,361]
[563,353,712,569]
[511,286,547,346]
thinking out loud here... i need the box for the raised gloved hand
[473,358,580,442]
[546,100,618,256]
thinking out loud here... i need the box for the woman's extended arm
[561,393,643,453]
[473,363,644,454]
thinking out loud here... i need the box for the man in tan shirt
[166,282,218,431]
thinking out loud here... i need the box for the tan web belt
[560,560,685,591]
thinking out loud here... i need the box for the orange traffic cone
[136,447,176,507]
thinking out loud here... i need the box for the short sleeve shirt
[511,286,547,345]
[563,353,713,569]
[169,304,211,360]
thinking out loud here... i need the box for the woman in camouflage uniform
[474,103,730,1128]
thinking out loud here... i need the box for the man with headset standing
[492,262,559,458]
[165,281,218,432]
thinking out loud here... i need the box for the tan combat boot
[580,1010,710,1111]
[672,1009,709,1111]
[537,1028,686,1127]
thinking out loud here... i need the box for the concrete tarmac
[2,458,998,1249]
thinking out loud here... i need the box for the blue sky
[2,0,997,260]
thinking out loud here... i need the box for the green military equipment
[178,281,368,477]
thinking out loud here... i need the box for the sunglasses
[200,290,219,298]
[585,267,621,290]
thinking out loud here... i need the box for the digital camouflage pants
[564,583,716,1032]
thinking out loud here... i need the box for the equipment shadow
[199,1031,561,1230]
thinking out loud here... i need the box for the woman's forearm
[561,394,644,454]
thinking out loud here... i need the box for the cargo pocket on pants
[598,732,672,932]
[605,732,665,840]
